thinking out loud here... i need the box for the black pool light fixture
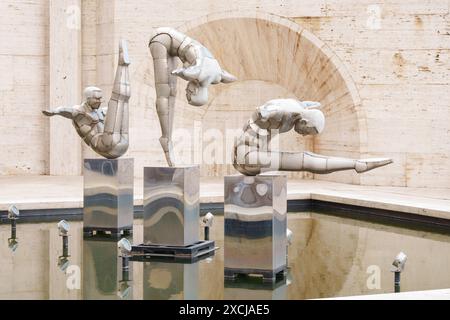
[117,238,133,298]
[391,251,407,293]
[7,205,19,251]
[57,219,70,236]
[7,205,20,220]
[118,238,132,279]
[118,238,132,256]
[8,205,19,238]
[57,220,70,253]
[57,220,71,271]
[202,212,214,241]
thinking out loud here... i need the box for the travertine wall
[0,0,449,188]
[292,0,450,188]
[0,0,49,175]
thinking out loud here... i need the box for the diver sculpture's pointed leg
[97,40,130,156]
[104,40,130,137]
[120,52,130,136]
[355,158,393,173]
[301,152,392,173]
[167,56,177,158]
[150,39,177,166]
[159,137,174,167]
[236,149,392,175]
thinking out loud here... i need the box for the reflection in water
[57,255,70,273]
[83,236,133,300]
[118,280,132,299]
[143,260,200,300]
[57,220,71,272]
[8,237,19,253]
[288,213,361,298]
[287,213,450,298]
[225,273,291,300]
[1,212,450,299]
[6,207,19,253]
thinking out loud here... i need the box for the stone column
[48,0,82,175]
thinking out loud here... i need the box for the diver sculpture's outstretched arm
[42,107,79,119]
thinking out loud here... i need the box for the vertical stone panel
[49,0,82,175]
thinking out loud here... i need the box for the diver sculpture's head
[84,86,103,109]
[295,102,325,136]
[173,60,237,106]
[186,81,208,106]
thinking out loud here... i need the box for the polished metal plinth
[224,173,287,282]
[83,236,133,300]
[83,158,134,236]
[143,166,199,246]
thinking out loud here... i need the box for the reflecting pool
[1,212,450,299]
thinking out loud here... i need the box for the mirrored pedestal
[83,158,134,236]
[224,173,287,282]
[143,166,199,246]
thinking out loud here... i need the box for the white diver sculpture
[43,40,131,159]
[233,99,393,176]
[149,27,237,166]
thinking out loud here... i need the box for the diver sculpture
[149,27,237,166]
[43,40,131,159]
[233,99,392,176]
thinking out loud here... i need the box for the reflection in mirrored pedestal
[83,158,134,236]
[83,236,133,300]
[143,260,200,300]
[143,166,199,246]
[224,174,287,282]
[224,273,290,300]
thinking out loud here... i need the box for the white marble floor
[0,175,450,219]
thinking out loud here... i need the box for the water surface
[1,212,450,299]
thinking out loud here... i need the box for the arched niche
[172,11,366,184]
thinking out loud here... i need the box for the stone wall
[0,0,49,175]
[293,0,450,187]
[0,0,449,188]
